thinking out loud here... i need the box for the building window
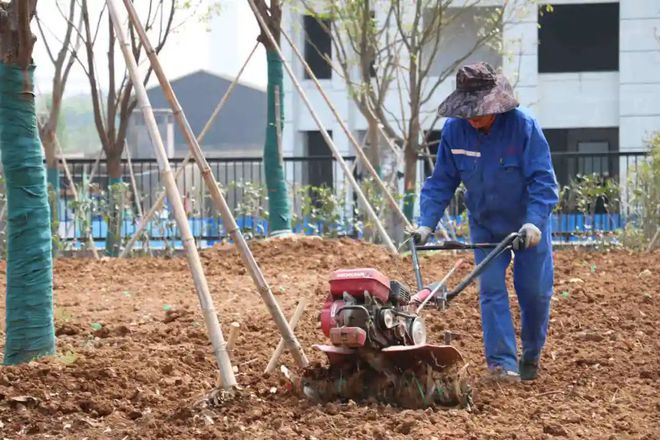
[538,3,619,73]
[303,15,332,80]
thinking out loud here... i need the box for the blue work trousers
[474,225,554,372]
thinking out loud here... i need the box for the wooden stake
[265,299,307,374]
[124,144,151,255]
[88,147,103,183]
[106,0,237,388]
[248,0,397,254]
[120,42,260,257]
[226,322,240,354]
[121,0,309,369]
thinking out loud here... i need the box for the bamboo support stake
[124,145,151,254]
[107,0,237,388]
[281,28,413,232]
[264,299,307,374]
[226,322,240,354]
[55,136,100,259]
[124,146,145,219]
[280,29,453,243]
[248,0,396,254]
[120,42,260,258]
[122,0,309,369]
[88,147,103,183]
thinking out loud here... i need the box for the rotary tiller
[303,232,523,408]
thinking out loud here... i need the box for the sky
[33,0,268,98]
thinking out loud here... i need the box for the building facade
[128,70,267,159]
[280,0,659,192]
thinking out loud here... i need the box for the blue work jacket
[420,107,559,240]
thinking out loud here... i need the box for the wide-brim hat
[437,62,519,119]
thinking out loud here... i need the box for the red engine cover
[320,296,344,337]
[329,268,390,302]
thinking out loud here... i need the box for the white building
[280,0,659,191]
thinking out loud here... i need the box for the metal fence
[42,150,649,248]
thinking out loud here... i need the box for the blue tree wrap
[0,63,56,365]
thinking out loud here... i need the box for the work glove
[518,223,542,249]
[409,225,433,245]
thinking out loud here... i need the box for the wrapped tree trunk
[264,49,291,234]
[253,0,291,236]
[0,0,56,365]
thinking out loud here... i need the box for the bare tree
[35,0,82,231]
[78,0,176,255]
[301,0,531,219]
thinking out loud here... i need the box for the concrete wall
[283,0,660,160]
[619,0,660,151]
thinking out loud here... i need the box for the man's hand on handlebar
[408,225,433,245]
[516,223,541,249]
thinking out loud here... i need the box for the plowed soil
[0,237,658,439]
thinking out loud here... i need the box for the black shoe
[519,360,539,381]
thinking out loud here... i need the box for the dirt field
[0,237,658,439]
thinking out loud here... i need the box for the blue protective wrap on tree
[0,62,56,365]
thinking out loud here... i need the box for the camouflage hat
[437,62,518,119]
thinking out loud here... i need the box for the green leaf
[561,291,569,299]
[163,304,172,311]
[90,322,103,331]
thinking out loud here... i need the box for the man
[414,62,559,382]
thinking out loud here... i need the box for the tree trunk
[366,116,381,176]
[41,129,60,235]
[105,147,123,256]
[403,138,418,221]
[0,62,56,365]
[264,49,291,235]
[403,108,421,221]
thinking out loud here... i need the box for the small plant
[353,177,392,242]
[564,173,620,244]
[69,174,100,253]
[296,184,348,237]
[228,181,268,238]
[48,183,67,254]
[620,133,660,250]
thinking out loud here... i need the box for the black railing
[41,150,648,248]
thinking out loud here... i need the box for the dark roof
[145,70,266,153]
